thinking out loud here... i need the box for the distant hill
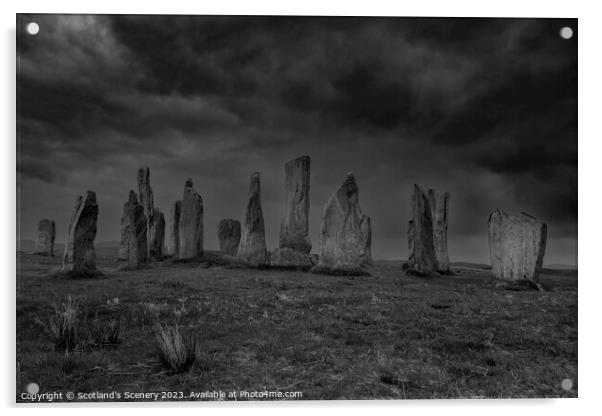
[16,239,35,252]
[95,241,120,249]
[451,261,491,270]
[17,240,119,252]
[545,263,578,270]
[452,261,576,274]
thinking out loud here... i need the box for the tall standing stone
[164,200,181,258]
[488,209,547,283]
[137,166,154,217]
[406,185,437,275]
[120,190,148,268]
[148,208,165,261]
[118,214,128,261]
[218,219,241,256]
[359,215,372,266]
[33,219,56,256]
[270,156,313,269]
[428,189,450,273]
[137,166,165,260]
[311,173,369,275]
[62,191,98,274]
[279,155,311,253]
[237,172,267,266]
[178,178,203,260]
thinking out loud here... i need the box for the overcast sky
[16,15,577,265]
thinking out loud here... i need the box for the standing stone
[178,178,203,260]
[237,172,267,266]
[121,190,148,268]
[148,208,165,261]
[33,219,56,256]
[118,214,128,261]
[428,190,450,273]
[218,219,241,256]
[406,185,437,275]
[62,191,98,274]
[164,201,181,258]
[137,166,159,259]
[280,155,311,253]
[137,166,154,217]
[311,173,369,275]
[359,215,372,266]
[270,155,313,269]
[488,209,547,283]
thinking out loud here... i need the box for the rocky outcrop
[62,191,99,274]
[33,218,55,256]
[148,208,165,261]
[164,200,181,258]
[218,219,241,256]
[178,179,203,260]
[121,190,148,268]
[311,173,369,275]
[237,172,267,266]
[428,190,450,273]
[488,209,547,283]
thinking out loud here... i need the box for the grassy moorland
[16,248,577,401]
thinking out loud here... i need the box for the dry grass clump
[36,296,80,352]
[36,296,127,352]
[154,323,198,373]
[86,318,126,350]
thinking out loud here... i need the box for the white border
[2,1,600,415]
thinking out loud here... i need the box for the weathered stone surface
[136,166,154,217]
[33,218,56,256]
[359,215,372,265]
[269,247,313,270]
[62,191,98,273]
[311,173,369,275]
[148,208,165,261]
[118,191,135,261]
[137,166,164,259]
[279,155,311,253]
[118,214,128,261]
[488,209,547,282]
[218,219,241,256]
[407,185,437,275]
[428,189,450,273]
[164,200,181,258]
[178,178,203,260]
[120,190,148,267]
[237,172,267,266]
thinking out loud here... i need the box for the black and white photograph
[15,13,577,402]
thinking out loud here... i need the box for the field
[16,248,577,401]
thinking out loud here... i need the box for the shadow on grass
[50,268,105,280]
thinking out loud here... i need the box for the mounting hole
[561,378,573,391]
[26,382,39,394]
[26,22,39,35]
[559,26,573,40]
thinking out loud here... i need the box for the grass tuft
[35,296,80,352]
[154,323,198,373]
[86,318,126,350]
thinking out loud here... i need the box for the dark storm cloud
[17,157,64,183]
[16,14,577,265]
